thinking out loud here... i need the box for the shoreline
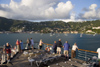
[0,32,99,34]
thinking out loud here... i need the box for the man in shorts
[63,41,70,60]
[57,39,62,55]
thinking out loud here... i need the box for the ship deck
[5,49,84,67]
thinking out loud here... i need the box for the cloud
[80,4,100,19]
[0,0,74,21]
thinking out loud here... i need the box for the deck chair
[28,57,35,66]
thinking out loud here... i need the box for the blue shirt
[20,42,23,49]
[63,43,70,50]
[53,43,57,49]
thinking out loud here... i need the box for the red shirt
[6,49,11,54]
[16,41,20,45]
[5,45,11,54]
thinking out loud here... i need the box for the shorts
[57,47,61,52]
[28,44,30,46]
[64,50,69,56]
[17,45,21,52]
[7,53,11,58]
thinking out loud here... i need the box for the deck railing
[35,43,98,62]
[77,49,98,61]
[1,42,98,64]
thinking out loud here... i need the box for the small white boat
[93,33,96,36]
[64,34,67,36]
[50,33,53,36]
[80,34,82,37]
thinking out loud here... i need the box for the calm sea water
[0,33,100,51]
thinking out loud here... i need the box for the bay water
[0,33,100,52]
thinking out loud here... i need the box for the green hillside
[0,17,100,33]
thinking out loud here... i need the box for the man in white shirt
[71,43,78,59]
[97,48,100,67]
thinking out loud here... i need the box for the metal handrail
[78,49,98,54]
[43,43,98,54]
[42,43,98,61]
[43,43,53,46]
[77,49,98,61]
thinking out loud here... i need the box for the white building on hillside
[92,26,100,29]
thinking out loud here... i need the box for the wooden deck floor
[4,49,84,67]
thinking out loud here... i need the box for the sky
[0,0,100,22]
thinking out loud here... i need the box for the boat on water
[80,34,83,37]
[0,42,99,67]
[64,33,67,36]
[93,33,96,36]
[50,33,55,36]
[50,33,53,36]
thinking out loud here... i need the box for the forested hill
[0,17,100,33]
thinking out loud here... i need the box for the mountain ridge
[0,17,100,33]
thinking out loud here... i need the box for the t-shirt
[5,45,11,54]
[63,43,70,50]
[31,39,34,45]
[53,43,57,49]
[20,42,23,49]
[57,41,62,47]
[72,45,78,51]
[16,41,20,45]
[97,48,100,59]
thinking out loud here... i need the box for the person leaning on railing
[56,39,62,55]
[39,39,43,49]
[97,48,100,67]
[63,41,70,60]
[52,41,57,54]
[16,39,21,52]
[71,43,78,59]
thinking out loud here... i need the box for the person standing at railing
[97,48,100,67]
[20,40,23,52]
[16,39,21,52]
[71,43,78,59]
[39,39,43,49]
[4,43,11,63]
[27,38,31,50]
[57,39,62,55]
[63,41,70,60]
[30,38,34,50]
[53,41,57,54]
